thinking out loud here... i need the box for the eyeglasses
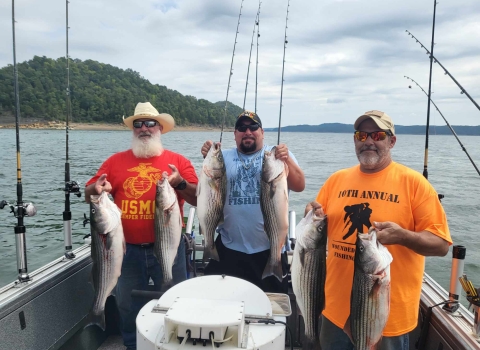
[236,124,260,132]
[133,120,158,128]
[354,130,391,142]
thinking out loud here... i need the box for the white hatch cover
[156,275,273,317]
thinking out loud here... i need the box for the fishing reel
[65,180,81,197]
[0,200,37,218]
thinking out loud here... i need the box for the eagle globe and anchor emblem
[123,163,163,199]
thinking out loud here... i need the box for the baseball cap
[354,110,395,135]
[235,110,262,128]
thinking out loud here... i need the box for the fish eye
[91,208,96,214]
[359,245,364,252]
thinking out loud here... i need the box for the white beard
[131,130,163,158]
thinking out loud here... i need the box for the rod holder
[473,305,480,339]
[443,245,466,313]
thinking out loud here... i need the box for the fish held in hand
[154,174,182,286]
[87,191,125,331]
[291,209,327,349]
[260,146,289,282]
[196,142,226,262]
[345,227,393,350]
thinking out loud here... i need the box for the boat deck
[98,335,125,350]
[98,335,302,350]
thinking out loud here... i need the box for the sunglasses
[133,120,158,128]
[354,130,391,142]
[236,124,260,132]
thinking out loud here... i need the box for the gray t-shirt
[216,145,298,254]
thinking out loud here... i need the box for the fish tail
[163,271,173,287]
[262,261,283,282]
[204,244,220,262]
[84,309,106,331]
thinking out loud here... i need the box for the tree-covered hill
[0,55,243,126]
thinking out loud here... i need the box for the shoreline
[0,121,231,132]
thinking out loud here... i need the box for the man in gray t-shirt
[200,110,305,292]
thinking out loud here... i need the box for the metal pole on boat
[288,210,296,250]
[404,76,480,177]
[277,0,290,145]
[220,0,245,143]
[406,30,480,114]
[242,2,262,110]
[254,0,261,114]
[10,0,36,282]
[63,0,81,260]
[442,245,466,313]
[422,0,437,180]
[185,207,196,277]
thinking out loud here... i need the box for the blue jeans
[319,315,409,350]
[116,238,186,349]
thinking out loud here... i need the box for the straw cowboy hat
[123,102,175,134]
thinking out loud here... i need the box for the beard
[239,138,257,153]
[131,130,163,158]
[356,145,389,169]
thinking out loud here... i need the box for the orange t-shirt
[316,162,452,336]
[86,149,198,244]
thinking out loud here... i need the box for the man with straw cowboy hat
[85,102,198,350]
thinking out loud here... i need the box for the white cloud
[1,0,479,127]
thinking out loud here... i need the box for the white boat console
[136,275,291,350]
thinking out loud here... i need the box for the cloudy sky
[1,0,479,128]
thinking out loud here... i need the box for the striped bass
[196,142,226,261]
[291,209,327,350]
[346,227,393,349]
[87,191,125,331]
[154,174,182,286]
[260,146,289,281]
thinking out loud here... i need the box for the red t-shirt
[86,149,198,244]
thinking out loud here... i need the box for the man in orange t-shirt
[85,102,198,350]
[306,110,452,350]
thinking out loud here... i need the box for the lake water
[1,129,479,298]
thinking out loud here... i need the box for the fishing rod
[63,0,81,260]
[404,76,480,177]
[255,0,261,114]
[406,29,480,114]
[242,1,262,110]
[0,0,37,283]
[220,0,245,143]
[421,0,437,180]
[277,0,290,145]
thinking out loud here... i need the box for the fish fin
[262,261,283,282]
[84,310,106,331]
[163,275,174,289]
[106,232,114,250]
[342,316,354,344]
[267,181,276,199]
[195,179,201,196]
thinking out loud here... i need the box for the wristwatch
[174,179,187,190]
